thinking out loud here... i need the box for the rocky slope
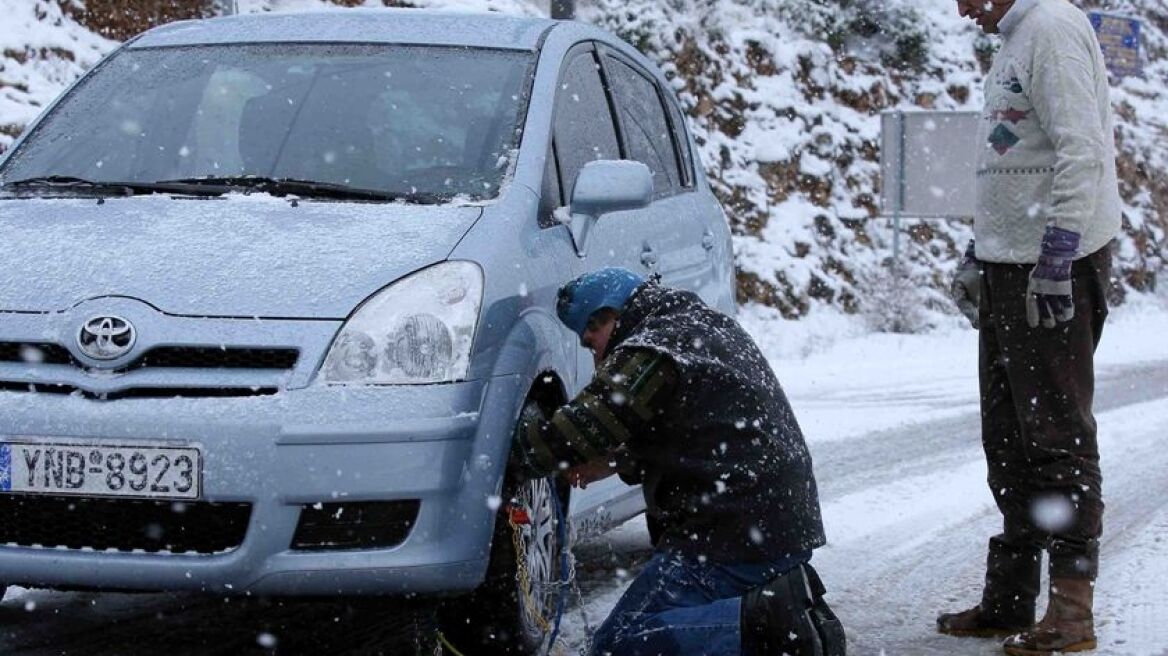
[2,0,1164,328]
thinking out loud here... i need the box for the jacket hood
[0,195,481,318]
[610,281,675,350]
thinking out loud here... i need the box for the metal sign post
[893,111,905,263]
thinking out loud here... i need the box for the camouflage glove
[1026,226,1079,329]
[510,404,553,480]
[950,240,981,329]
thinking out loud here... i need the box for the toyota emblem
[77,316,137,361]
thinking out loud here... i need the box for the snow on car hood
[0,194,482,318]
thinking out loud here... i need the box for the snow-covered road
[559,363,1168,655]
[2,302,1166,655]
[558,301,1168,656]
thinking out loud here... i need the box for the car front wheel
[439,401,568,655]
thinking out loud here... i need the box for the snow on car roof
[130,9,556,51]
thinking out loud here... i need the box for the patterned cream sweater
[973,0,1121,264]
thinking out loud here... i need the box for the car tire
[439,401,568,655]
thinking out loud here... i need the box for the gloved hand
[950,240,981,329]
[1026,226,1080,329]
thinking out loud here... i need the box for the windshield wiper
[3,174,452,204]
[2,176,137,196]
[0,175,232,198]
[155,176,448,204]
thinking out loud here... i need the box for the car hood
[0,195,482,318]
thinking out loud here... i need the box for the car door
[594,46,715,298]
[549,44,648,531]
[549,44,634,379]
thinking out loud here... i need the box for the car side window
[603,55,682,198]
[664,91,695,188]
[553,49,621,202]
[539,145,562,228]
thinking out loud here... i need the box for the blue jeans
[590,550,811,656]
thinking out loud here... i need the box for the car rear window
[0,44,534,202]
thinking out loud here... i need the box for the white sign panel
[881,111,979,219]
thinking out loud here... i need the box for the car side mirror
[564,160,653,257]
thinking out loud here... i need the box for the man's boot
[1003,578,1096,654]
[938,535,1041,637]
[741,564,845,656]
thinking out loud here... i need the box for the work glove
[1026,225,1080,329]
[950,240,981,329]
[509,404,552,481]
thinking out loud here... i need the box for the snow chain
[439,493,593,656]
[507,498,593,655]
[509,508,554,636]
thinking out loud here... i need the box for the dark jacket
[519,283,825,561]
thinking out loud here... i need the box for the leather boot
[1003,578,1096,655]
[741,564,845,656]
[938,535,1040,637]
[937,604,1032,638]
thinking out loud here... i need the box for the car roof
[130,9,557,51]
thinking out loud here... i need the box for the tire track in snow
[814,396,1168,655]
[1,363,1165,654]
[807,360,1168,504]
[560,361,1168,655]
[1096,506,1168,656]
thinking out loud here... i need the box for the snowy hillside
[0,0,114,149]
[1,0,1165,327]
[581,0,1168,324]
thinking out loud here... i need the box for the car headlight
[321,261,483,385]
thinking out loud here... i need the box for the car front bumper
[0,374,524,596]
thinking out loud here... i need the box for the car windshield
[0,44,534,202]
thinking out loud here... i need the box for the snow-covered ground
[559,293,1168,656]
[756,291,1168,445]
[1,1,1165,653]
[1,296,1165,655]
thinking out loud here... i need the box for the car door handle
[640,245,658,269]
[702,229,716,252]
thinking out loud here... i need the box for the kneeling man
[514,268,844,656]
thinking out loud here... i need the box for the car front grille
[0,341,299,399]
[134,346,300,370]
[0,381,280,400]
[0,341,299,371]
[0,342,74,365]
[0,493,252,555]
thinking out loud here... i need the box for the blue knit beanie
[556,267,645,337]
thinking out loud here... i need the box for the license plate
[0,440,201,500]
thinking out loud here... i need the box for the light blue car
[0,8,735,652]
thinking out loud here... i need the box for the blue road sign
[1089,12,1142,79]
[0,444,11,492]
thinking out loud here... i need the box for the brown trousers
[975,244,1111,617]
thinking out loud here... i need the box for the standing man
[513,268,844,656]
[942,0,1121,654]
